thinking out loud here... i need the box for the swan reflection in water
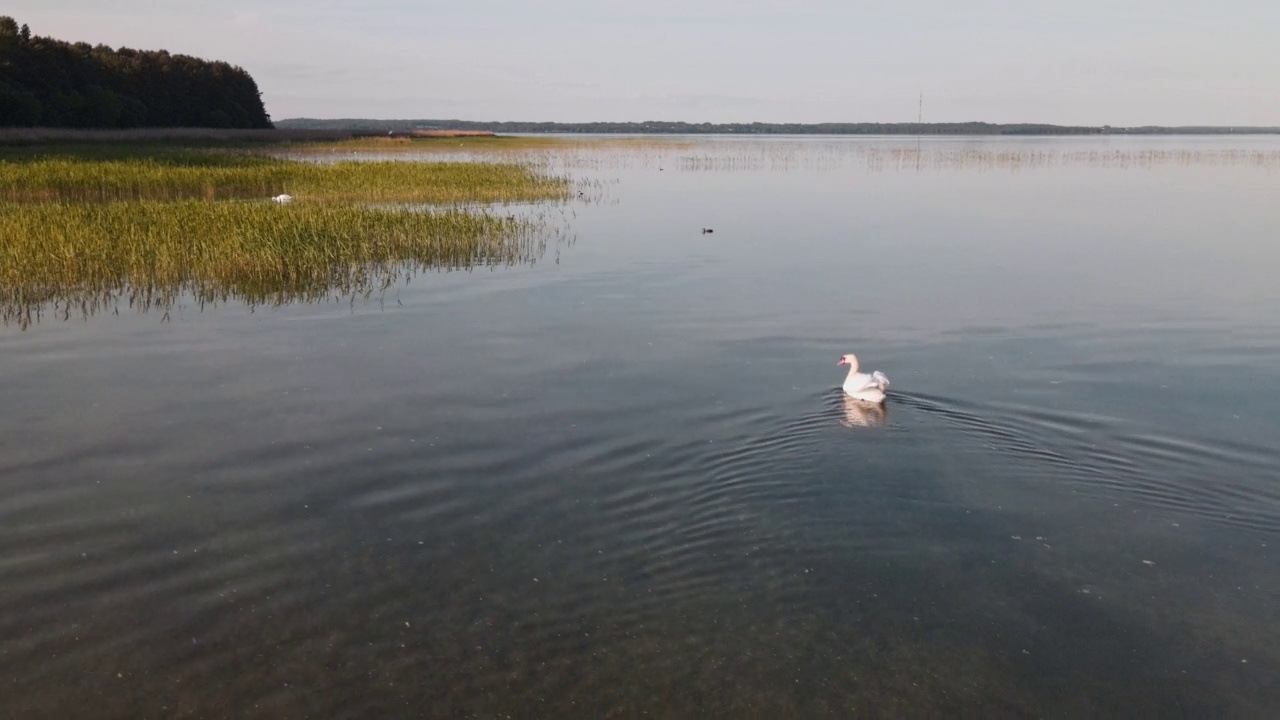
[840,396,887,428]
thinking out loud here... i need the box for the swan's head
[837,353,859,371]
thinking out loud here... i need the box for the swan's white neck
[845,365,871,388]
[839,353,888,403]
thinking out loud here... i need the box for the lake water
[2,136,1278,716]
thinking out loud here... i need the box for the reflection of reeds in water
[347,137,1280,175]
[0,201,560,329]
[866,147,1280,173]
[673,146,1280,173]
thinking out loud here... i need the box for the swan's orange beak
[837,357,847,366]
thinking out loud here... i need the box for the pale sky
[9,1,1279,125]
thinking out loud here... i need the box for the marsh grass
[0,200,555,328]
[0,146,570,204]
[285,135,578,154]
[0,141,576,327]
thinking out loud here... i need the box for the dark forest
[0,17,271,129]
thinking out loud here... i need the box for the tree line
[279,119,1280,136]
[0,16,272,129]
[279,118,1109,135]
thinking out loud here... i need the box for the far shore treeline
[277,118,1280,136]
[0,17,272,129]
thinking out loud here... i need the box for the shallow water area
[2,135,1279,716]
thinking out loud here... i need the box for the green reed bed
[0,199,550,327]
[0,143,573,326]
[282,135,702,159]
[283,135,576,154]
[0,151,570,204]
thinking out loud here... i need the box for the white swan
[838,353,889,403]
[272,194,293,204]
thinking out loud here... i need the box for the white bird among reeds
[272,194,293,203]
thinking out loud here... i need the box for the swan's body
[272,194,293,204]
[838,353,889,403]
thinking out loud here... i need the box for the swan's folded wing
[845,372,875,392]
[871,371,890,390]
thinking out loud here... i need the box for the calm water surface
[2,136,1279,716]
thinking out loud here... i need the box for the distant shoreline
[3,125,1276,146]
[276,118,1280,136]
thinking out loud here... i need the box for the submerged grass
[0,200,552,328]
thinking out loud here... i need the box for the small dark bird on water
[701,228,714,234]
